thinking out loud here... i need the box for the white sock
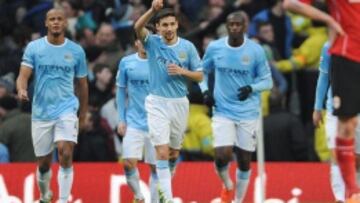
[235,169,251,203]
[156,160,173,201]
[149,172,159,203]
[215,163,233,190]
[125,168,144,200]
[330,164,345,202]
[58,166,74,203]
[36,168,52,200]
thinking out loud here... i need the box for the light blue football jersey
[314,42,333,112]
[201,37,273,121]
[143,34,202,98]
[116,53,149,131]
[21,37,87,121]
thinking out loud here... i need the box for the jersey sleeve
[143,34,157,51]
[116,59,127,88]
[188,43,203,72]
[255,47,272,80]
[75,48,88,78]
[202,43,215,73]
[319,42,330,74]
[21,43,35,68]
[299,0,313,4]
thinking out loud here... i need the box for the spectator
[88,63,113,108]
[263,88,308,161]
[275,1,328,72]
[74,110,117,161]
[0,73,15,98]
[89,23,123,71]
[248,0,293,59]
[0,96,35,162]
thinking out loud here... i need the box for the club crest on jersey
[241,55,251,65]
[333,96,341,109]
[64,53,73,62]
[179,51,187,61]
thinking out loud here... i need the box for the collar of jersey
[44,36,68,47]
[225,36,247,50]
[136,53,148,61]
[159,35,180,48]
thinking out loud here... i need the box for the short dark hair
[256,20,271,32]
[93,63,110,74]
[154,8,177,24]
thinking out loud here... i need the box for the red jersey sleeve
[299,0,313,4]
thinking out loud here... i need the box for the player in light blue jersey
[16,9,88,203]
[313,42,360,202]
[134,0,203,201]
[200,11,272,203]
[116,39,158,203]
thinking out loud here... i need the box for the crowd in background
[0,0,329,163]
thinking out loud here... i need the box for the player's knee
[215,158,229,169]
[38,165,51,174]
[123,159,136,170]
[58,148,72,163]
[156,145,169,160]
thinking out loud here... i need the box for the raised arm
[283,0,344,36]
[16,66,33,101]
[134,0,163,41]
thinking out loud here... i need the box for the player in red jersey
[283,0,360,200]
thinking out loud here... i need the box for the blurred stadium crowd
[0,0,329,163]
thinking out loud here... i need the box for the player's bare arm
[16,66,32,101]
[283,0,344,36]
[167,63,203,82]
[76,77,88,131]
[134,0,163,41]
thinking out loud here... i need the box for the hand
[237,85,252,101]
[117,122,127,137]
[167,63,185,76]
[152,0,163,11]
[312,110,323,128]
[17,89,29,102]
[203,90,215,108]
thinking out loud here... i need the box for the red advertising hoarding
[0,162,333,203]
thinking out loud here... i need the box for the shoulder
[206,37,225,51]
[119,53,136,67]
[25,37,44,50]
[247,38,264,53]
[67,39,86,54]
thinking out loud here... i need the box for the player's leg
[355,115,360,186]
[32,120,56,202]
[168,96,189,177]
[123,128,147,202]
[144,135,158,203]
[145,95,172,201]
[233,119,258,203]
[212,116,237,203]
[325,112,345,202]
[331,55,360,196]
[54,114,78,203]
